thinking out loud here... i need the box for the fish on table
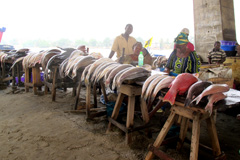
[110,67,134,90]
[94,63,120,84]
[191,84,230,105]
[163,73,198,105]
[205,92,227,115]
[150,76,175,103]
[85,58,113,85]
[71,56,95,79]
[184,81,212,107]
[114,67,151,90]
[143,75,168,101]
[141,74,162,97]
[104,64,133,87]
[90,62,117,83]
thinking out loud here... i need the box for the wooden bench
[145,97,226,160]
[106,84,150,144]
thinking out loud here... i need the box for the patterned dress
[166,49,201,74]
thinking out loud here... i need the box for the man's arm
[108,51,115,59]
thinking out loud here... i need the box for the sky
[0,0,239,45]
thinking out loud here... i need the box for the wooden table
[145,97,226,160]
[43,66,77,101]
[106,84,150,144]
[24,65,43,95]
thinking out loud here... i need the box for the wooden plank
[119,85,142,96]
[206,116,222,157]
[74,80,82,110]
[51,67,57,101]
[177,117,189,150]
[140,98,149,123]
[25,68,29,92]
[32,67,38,95]
[93,84,97,108]
[126,96,135,128]
[145,110,177,160]
[3,76,13,82]
[86,84,91,118]
[100,82,108,103]
[190,112,201,160]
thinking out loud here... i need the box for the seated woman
[123,42,152,65]
[164,30,201,75]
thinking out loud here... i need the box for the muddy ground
[0,86,240,160]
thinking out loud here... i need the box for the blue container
[221,45,236,51]
[220,40,236,46]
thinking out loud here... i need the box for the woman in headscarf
[164,28,201,75]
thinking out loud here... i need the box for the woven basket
[208,77,234,88]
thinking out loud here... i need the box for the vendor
[123,42,152,65]
[108,24,137,61]
[208,41,226,64]
[164,28,201,75]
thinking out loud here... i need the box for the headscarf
[174,32,189,45]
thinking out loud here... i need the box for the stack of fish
[141,74,175,104]
[142,72,230,115]
[81,58,151,90]
[59,54,96,79]
[187,83,230,115]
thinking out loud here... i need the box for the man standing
[108,24,137,61]
[208,41,226,64]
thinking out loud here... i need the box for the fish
[68,50,85,59]
[59,58,70,78]
[105,64,133,86]
[151,76,175,102]
[113,67,151,90]
[205,92,226,115]
[94,63,120,84]
[141,74,161,98]
[71,56,95,79]
[81,64,92,83]
[85,58,113,85]
[184,81,212,107]
[10,57,24,70]
[90,62,117,83]
[143,75,168,101]
[40,49,61,70]
[110,67,134,90]
[163,73,198,105]
[191,84,230,105]
[64,56,83,76]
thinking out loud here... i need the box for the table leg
[145,110,177,160]
[107,93,125,132]
[206,116,221,157]
[190,112,201,160]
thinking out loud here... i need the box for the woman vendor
[123,42,152,65]
[164,28,201,75]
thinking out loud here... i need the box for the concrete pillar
[193,0,236,62]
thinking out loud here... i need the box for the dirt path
[0,87,240,160]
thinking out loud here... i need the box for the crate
[208,77,234,88]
